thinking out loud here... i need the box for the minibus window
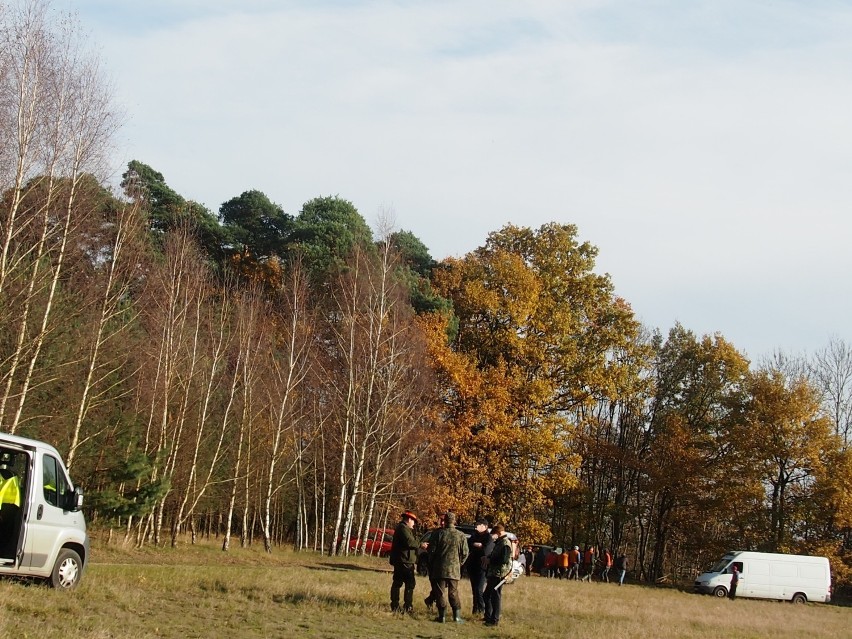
[43,455,70,508]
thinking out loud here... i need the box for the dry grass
[0,538,849,638]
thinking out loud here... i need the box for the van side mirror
[72,486,84,511]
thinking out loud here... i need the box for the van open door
[0,445,31,567]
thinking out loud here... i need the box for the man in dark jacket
[532,545,548,574]
[483,523,513,627]
[389,510,420,614]
[427,511,469,623]
[467,519,493,616]
[615,552,628,586]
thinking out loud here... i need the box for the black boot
[435,608,446,623]
[452,609,464,623]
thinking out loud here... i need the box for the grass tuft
[198,579,229,594]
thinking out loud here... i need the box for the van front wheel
[791,593,807,604]
[712,586,728,598]
[50,548,82,589]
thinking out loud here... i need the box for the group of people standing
[389,508,632,628]
[533,545,628,585]
[388,511,514,627]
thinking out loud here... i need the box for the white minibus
[0,432,88,588]
[694,551,830,603]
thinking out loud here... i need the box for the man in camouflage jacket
[426,511,469,623]
[483,523,513,627]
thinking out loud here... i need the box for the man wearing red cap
[389,510,420,614]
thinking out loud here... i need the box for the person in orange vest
[567,546,581,580]
[600,548,613,582]
[556,547,569,579]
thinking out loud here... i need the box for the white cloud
[76,0,852,358]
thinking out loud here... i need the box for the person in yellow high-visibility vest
[0,475,21,507]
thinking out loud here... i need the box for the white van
[0,432,89,588]
[694,551,831,603]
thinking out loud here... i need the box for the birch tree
[169,275,238,547]
[260,261,314,552]
[0,0,51,294]
[0,0,118,433]
[350,235,432,551]
[326,247,366,555]
[66,195,144,470]
[135,226,208,546]
[810,337,852,447]
[222,285,268,552]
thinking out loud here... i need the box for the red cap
[402,510,418,522]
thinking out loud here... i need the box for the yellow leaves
[647,413,705,487]
[747,370,834,471]
[814,447,852,529]
[420,223,646,534]
[229,253,285,291]
[514,517,552,544]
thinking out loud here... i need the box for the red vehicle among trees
[348,527,395,556]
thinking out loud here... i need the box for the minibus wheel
[712,586,728,598]
[791,593,807,604]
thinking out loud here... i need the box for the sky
[65,0,852,362]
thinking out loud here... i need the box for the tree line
[2,0,851,587]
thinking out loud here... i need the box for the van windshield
[709,558,733,573]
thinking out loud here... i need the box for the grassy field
[0,538,850,639]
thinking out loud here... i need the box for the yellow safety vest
[0,476,21,507]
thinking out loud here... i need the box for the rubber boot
[452,609,464,624]
[435,608,445,623]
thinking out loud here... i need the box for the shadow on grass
[197,579,358,608]
[0,576,42,588]
[306,562,390,574]
[273,591,355,607]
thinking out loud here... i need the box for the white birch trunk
[170,282,235,546]
[66,199,141,470]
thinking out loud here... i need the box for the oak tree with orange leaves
[424,223,641,542]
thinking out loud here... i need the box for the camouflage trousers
[433,577,462,611]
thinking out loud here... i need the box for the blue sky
[67,0,852,361]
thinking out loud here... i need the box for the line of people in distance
[531,544,628,585]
